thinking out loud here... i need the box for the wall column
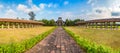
[7,22,10,29]
[12,23,15,28]
[95,22,97,29]
[113,22,115,30]
[17,23,20,28]
[1,24,4,29]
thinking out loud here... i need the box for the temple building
[0,18,44,29]
[56,17,64,26]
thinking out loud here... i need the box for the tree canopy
[28,11,36,20]
[38,18,84,26]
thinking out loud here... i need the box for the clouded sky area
[0,0,120,20]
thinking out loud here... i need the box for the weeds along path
[25,27,85,53]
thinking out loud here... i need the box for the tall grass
[0,27,56,53]
[63,27,120,53]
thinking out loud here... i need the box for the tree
[65,19,74,26]
[16,17,19,19]
[28,11,35,20]
[49,19,56,26]
[42,19,49,26]
[73,19,81,25]
[65,19,84,26]
[74,19,80,23]
[41,19,56,26]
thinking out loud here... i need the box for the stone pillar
[95,22,97,29]
[100,22,102,29]
[1,24,4,29]
[20,23,23,28]
[31,24,33,28]
[113,22,115,30]
[12,23,15,28]
[103,22,105,29]
[89,23,90,28]
[106,22,109,29]
[17,23,20,28]
[90,23,92,28]
[92,23,94,28]
[86,23,88,28]
[110,22,112,30]
[7,22,10,29]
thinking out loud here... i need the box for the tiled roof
[0,18,44,24]
[86,18,120,22]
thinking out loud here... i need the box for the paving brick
[25,27,86,53]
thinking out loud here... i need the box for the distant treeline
[38,19,84,26]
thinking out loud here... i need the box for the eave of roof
[0,18,44,24]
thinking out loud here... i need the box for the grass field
[65,26,120,50]
[0,26,54,44]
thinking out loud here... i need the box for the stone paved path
[25,27,85,53]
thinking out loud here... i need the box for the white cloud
[109,0,120,12]
[64,1,69,5]
[39,3,46,10]
[87,0,92,4]
[31,5,40,11]
[48,3,53,8]
[17,4,31,13]
[61,12,73,17]
[48,3,58,8]
[28,0,33,6]
[0,4,3,9]
[53,4,58,8]
[86,0,120,19]
[17,4,42,13]
[60,12,76,20]
[4,9,17,18]
[85,7,112,20]
[87,0,98,6]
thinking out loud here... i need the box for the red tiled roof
[76,18,120,25]
[86,18,120,23]
[0,18,44,24]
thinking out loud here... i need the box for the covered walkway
[0,18,43,29]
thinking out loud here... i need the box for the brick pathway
[25,27,85,53]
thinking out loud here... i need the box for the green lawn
[0,26,54,44]
[0,26,55,53]
[65,26,120,50]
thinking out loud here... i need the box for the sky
[0,0,120,20]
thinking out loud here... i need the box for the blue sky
[0,0,120,20]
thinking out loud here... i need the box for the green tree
[49,19,56,26]
[28,11,36,20]
[41,19,56,26]
[65,19,84,26]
